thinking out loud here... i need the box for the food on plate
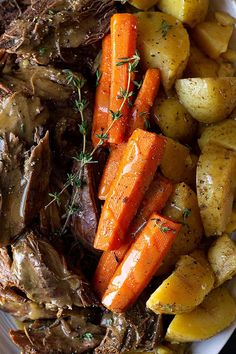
[192,19,234,59]
[153,96,198,143]
[136,11,190,91]
[208,234,236,287]
[158,0,209,27]
[197,144,236,236]
[176,77,236,123]
[165,287,236,342]
[147,252,214,314]
[0,1,236,353]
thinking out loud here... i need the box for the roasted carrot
[93,174,173,298]
[102,213,181,312]
[94,129,166,251]
[98,143,127,200]
[128,68,161,135]
[108,14,137,144]
[92,34,112,147]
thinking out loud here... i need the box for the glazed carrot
[102,213,181,312]
[93,174,173,298]
[128,68,161,135]
[92,35,112,147]
[108,14,137,144]
[93,129,166,251]
[98,143,127,200]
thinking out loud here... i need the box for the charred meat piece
[71,162,100,249]
[0,131,51,246]
[95,298,163,353]
[11,231,98,310]
[0,0,23,36]
[0,0,115,65]
[0,247,17,287]
[10,313,105,354]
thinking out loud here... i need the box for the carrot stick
[98,143,127,200]
[93,174,173,298]
[92,35,112,147]
[108,14,137,144]
[102,213,181,312]
[128,68,161,135]
[94,129,166,251]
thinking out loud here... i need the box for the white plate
[0,0,236,353]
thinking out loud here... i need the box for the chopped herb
[110,109,122,121]
[79,121,88,136]
[82,332,94,341]
[96,69,102,87]
[48,192,61,206]
[160,20,173,39]
[183,208,191,220]
[133,79,143,90]
[38,47,47,55]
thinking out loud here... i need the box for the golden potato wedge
[192,21,233,59]
[208,234,236,287]
[147,253,214,314]
[217,62,235,77]
[165,287,236,342]
[158,0,209,28]
[176,78,236,123]
[215,11,236,26]
[185,45,219,78]
[153,97,198,143]
[197,144,236,236]
[130,0,159,10]
[160,137,197,187]
[221,49,236,63]
[136,12,190,92]
[198,119,236,152]
[157,183,203,274]
[225,205,236,234]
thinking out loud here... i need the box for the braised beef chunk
[71,162,100,248]
[10,313,105,354]
[11,231,98,309]
[0,0,115,65]
[0,284,57,321]
[0,131,51,246]
[96,299,163,354]
[0,248,16,287]
[0,1,23,36]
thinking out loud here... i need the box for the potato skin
[154,96,198,143]
[160,137,197,187]
[165,287,236,342]
[197,144,236,236]
[192,21,233,59]
[208,234,236,287]
[136,12,189,92]
[176,78,236,123]
[147,253,214,314]
[185,45,219,78]
[157,183,203,274]
[198,119,236,152]
[158,0,209,28]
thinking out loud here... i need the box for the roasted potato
[192,21,233,59]
[221,49,236,63]
[147,253,214,314]
[165,287,236,342]
[185,45,219,78]
[158,0,209,28]
[197,144,236,236]
[225,205,236,234]
[157,183,203,274]
[136,12,190,92]
[198,119,236,152]
[176,78,236,123]
[217,62,235,77]
[160,137,197,187]
[215,11,236,26]
[208,234,236,287]
[130,0,159,10]
[153,97,198,143]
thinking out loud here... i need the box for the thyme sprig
[46,52,140,234]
